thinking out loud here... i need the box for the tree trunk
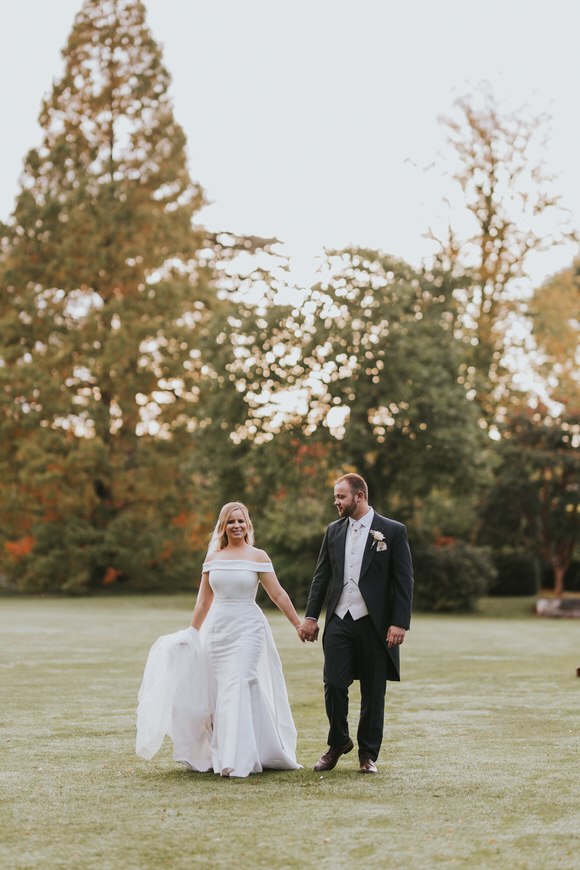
[553,564,566,599]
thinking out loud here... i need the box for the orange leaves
[434,535,456,549]
[4,535,35,559]
[160,542,174,561]
[294,442,330,478]
[103,567,121,585]
[188,511,214,550]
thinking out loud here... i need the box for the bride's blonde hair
[209,502,254,553]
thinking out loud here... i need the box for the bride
[136,502,303,778]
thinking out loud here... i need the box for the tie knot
[352,521,360,533]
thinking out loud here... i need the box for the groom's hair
[336,473,368,500]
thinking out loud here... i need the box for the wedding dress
[136,559,301,778]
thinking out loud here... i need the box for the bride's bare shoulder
[249,547,272,564]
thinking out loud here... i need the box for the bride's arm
[259,570,304,641]
[190,572,214,630]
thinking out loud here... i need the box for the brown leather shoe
[359,758,378,773]
[313,738,354,771]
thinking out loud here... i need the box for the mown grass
[1,595,579,870]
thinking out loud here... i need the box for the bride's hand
[299,620,319,643]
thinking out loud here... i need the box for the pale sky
[1,0,579,289]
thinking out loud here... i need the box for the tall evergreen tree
[0,0,214,592]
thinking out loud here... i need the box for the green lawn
[1,595,578,870]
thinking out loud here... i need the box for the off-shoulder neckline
[203,558,273,568]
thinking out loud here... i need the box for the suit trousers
[323,611,388,761]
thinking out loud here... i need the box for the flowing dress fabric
[136,560,301,778]
[136,627,212,770]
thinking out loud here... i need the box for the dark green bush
[488,550,540,596]
[412,541,496,613]
[257,548,320,610]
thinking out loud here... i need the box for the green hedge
[412,541,496,613]
[488,550,540,597]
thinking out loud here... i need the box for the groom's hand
[386,625,406,648]
[299,619,319,643]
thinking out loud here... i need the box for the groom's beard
[337,498,357,518]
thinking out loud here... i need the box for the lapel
[333,518,348,580]
[359,510,379,581]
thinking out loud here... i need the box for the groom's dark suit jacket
[305,512,414,681]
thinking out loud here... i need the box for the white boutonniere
[370,530,386,550]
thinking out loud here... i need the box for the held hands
[386,625,406,648]
[297,619,319,643]
[297,621,403,645]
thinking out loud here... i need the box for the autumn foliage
[0,0,215,592]
[1,3,578,602]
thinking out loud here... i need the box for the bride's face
[225,509,247,544]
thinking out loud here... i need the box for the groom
[299,473,413,773]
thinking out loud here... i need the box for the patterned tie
[351,521,360,551]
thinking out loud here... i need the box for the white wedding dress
[136,560,301,778]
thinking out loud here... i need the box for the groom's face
[334,482,358,518]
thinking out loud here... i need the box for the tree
[212,247,486,519]
[530,264,580,407]
[291,248,489,516]
[433,86,576,418]
[243,433,338,608]
[476,409,580,597]
[174,272,335,606]
[0,0,216,592]
[168,246,488,605]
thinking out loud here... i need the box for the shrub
[488,550,540,596]
[257,548,320,610]
[412,541,496,613]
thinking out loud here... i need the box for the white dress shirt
[335,508,374,620]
